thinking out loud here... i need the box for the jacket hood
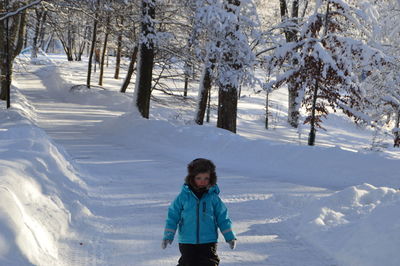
[184,158,217,187]
[182,184,220,195]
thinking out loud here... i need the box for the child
[162,158,236,266]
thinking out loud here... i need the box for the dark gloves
[161,239,173,249]
[228,239,236,249]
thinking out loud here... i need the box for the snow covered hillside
[0,55,399,265]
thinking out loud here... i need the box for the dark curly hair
[185,158,217,188]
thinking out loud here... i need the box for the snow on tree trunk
[288,84,300,128]
[279,0,300,128]
[31,8,43,60]
[192,0,258,131]
[216,0,241,133]
[394,110,400,147]
[195,62,213,125]
[134,0,155,119]
[0,4,26,103]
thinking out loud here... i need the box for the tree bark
[31,8,44,59]
[308,78,319,146]
[74,25,88,61]
[114,16,124,79]
[280,0,300,128]
[216,0,240,133]
[308,2,330,146]
[183,34,194,97]
[195,64,213,125]
[66,23,74,61]
[120,46,138,93]
[86,14,98,88]
[288,84,300,127]
[394,109,400,147]
[99,16,110,86]
[265,91,269,129]
[135,0,155,118]
[217,85,238,133]
[0,7,26,103]
[38,10,47,49]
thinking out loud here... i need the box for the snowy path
[15,65,339,265]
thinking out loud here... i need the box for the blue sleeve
[214,196,236,242]
[163,194,183,241]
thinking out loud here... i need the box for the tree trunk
[0,13,6,93]
[43,33,53,53]
[86,15,98,88]
[288,83,300,127]
[31,8,44,60]
[120,46,138,93]
[114,16,124,79]
[394,109,400,148]
[217,85,238,133]
[308,2,331,145]
[195,64,213,125]
[75,25,88,61]
[206,87,211,123]
[216,0,240,133]
[66,48,73,61]
[38,11,47,49]
[280,0,300,128]
[135,0,156,118]
[183,69,190,97]
[99,16,110,86]
[183,44,193,97]
[0,7,26,103]
[308,78,319,146]
[265,91,269,129]
[66,24,74,61]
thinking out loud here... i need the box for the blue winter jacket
[163,184,236,244]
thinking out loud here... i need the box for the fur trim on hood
[184,158,217,188]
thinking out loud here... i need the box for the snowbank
[296,183,400,266]
[0,89,86,265]
[97,111,400,265]
[99,111,400,190]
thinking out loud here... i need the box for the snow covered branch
[0,0,42,21]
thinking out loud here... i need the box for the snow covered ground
[0,54,399,265]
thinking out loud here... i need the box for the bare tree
[99,15,110,86]
[31,5,46,60]
[114,16,124,79]
[120,46,138,93]
[86,0,99,88]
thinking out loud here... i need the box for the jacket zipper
[196,199,200,244]
[190,189,207,244]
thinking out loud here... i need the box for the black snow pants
[177,243,220,266]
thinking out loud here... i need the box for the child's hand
[228,239,236,250]
[161,239,173,249]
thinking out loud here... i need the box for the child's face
[194,172,210,188]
